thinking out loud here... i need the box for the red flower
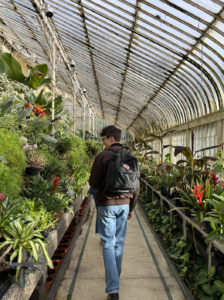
[53,177,60,191]
[24,102,32,109]
[68,168,71,174]
[222,182,224,189]
[89,160,91,165]
[190,184,205,211]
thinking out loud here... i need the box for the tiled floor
[56,201,186,300]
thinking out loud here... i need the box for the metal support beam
[115,0,140,124]
[30,0,94,116]
[73,89,76,135]
[51,39,56,134]
[77,0,104,118]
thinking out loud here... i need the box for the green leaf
[35,90,46,106]
[206,233,224,242]
[180,252,190,264]
[17,106,33,122]
[0,59,5,73]
[29,120,51,128]
[37,133,57,144]
[19,119,30,125]
[173,146,193,163]
[214,280,224,293]
[35,78,51,90]
[14,101,26,110]
[0,53,25,82]
[202,284,213,296]
[25,93,36,104]
[29,64,49,84]
[208,266,216,277]
[176,240,187,248]
[220,294,224,300]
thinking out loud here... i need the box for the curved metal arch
[141,105,170,130]
[152,87,188,124]
[126,58,200,120]
[156,84,192,122]
[177,66,217,113]
[130,48,210,116]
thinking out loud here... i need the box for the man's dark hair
[107,127,121,142]
[100,125,116,137]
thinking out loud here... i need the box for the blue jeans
[88,187,99,234]
[98,204,129,294]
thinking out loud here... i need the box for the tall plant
[145,130,176,162]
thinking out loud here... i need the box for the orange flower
[53,177,60,191]
[190,184,205,211]
[32,104,46,117]
[77,165,80,169]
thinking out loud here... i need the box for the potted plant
[25,151,47,176]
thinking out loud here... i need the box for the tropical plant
[0,53,51,90]
[0,198,22,235]
[204,194,224,243]
[169,140,224,187]
[0,220,53,280]
[144,130,176,162]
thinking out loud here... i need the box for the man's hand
[128,212,132,220]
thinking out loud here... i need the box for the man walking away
[89,126,140,300]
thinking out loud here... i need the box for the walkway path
[56,201,186,300]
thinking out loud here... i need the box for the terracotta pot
[78,216,82,222]
[66,229,75,235]
[63,232,74,238]
[52,254,63,263]
[59,239,70,247]
[48,269,56,279]
[52,259,61,272]
[68,225,77,230]
[51,260,59,273]
[54,248,68,257]
[46,277,53,293]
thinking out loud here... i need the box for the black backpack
[105,147,140,193]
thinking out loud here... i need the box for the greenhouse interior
[0,0,224,299]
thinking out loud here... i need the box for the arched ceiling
[0,0,224,135]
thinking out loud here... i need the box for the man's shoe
[107,293,119,300]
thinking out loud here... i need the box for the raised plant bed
[140,178,224,276]
[1,194,83,300]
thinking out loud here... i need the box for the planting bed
[1,194,84,300]
[140,178,224,277]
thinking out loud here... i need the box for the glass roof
[0,0,224,136]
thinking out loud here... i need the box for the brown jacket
[89,143,140,212]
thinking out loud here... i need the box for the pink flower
[0,194,7,201]
[210,173,220,186]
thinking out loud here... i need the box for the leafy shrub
[67,136,88,164]
[85,139,102,159]
[40,151,67,179]
[0,129,27,199]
